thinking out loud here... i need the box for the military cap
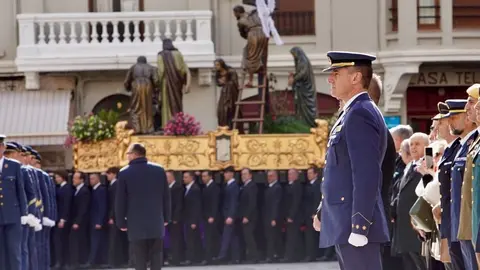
[444,99,467,117]
[431,102,449,120]
[24,145,34,155]
[466,84,480,99]
[323,51,376,72]
[0,134,5,144]
[5,142,19,152]
[33,152,41,162]
[11,142,27,154]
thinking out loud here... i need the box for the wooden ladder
[232,70,268,134]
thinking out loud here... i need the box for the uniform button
[352,224,354,228]
[450,199,453,203]
[439,183,441,186]
[0,203,3,206]
[473,176,475,180]
[439,195,442,199]
[322,195,325,199]
[341,197,345,201]
[461,195,464,199]
[322,177,325,182]
[362,226,367,230]
[355,225,359,229]
[0,195,3,198]
[472,188,474,192]
[441,208,443,212]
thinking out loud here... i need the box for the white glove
[348,233,368,247]
[26,214,36,227]
[42,217,55,227]
[34,223,42,232]
[21,216,29,225]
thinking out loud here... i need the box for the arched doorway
[407,86,467,132]
[92,94,130,122]
[240,90,339,118]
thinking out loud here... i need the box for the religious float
[71,0,332,172]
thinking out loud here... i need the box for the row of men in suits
[388,84,480,270]
[0,136,57,270]
[165,166,335,266]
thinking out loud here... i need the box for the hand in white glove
[348,233,368,247]
[21,216,29,225]
[34,223,42,232]
[26,214,36,227]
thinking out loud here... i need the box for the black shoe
[302,257,314,262]
[180,260,192,266]
[243,259,257,264]
[212,257,226,264]
[197,260,208,266]
[279,258,293,263]
[228,260,240,265]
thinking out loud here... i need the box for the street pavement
[107,262,340,270]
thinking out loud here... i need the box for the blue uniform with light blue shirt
[318,52,389,270]
[35,166,54,270]
[0,140,28,270]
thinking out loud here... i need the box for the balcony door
[88,0,145,42]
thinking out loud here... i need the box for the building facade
[1,0,480,169]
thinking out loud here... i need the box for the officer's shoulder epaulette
[119,165,130,172]
[147,161,163,169]
[4,157,21,166]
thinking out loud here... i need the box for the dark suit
[240,180,259,261]
[0,158,27,270]
[201,180,220,261]
[107,179,128,267]
[69,183,91,267]
[167,181,184,264]
[304,178,321,260]
[437,139,464,270]
[115,157,171,270]
[392,163,426,270]
[283,180,303,261]
[183,183,202,262]
[217,179,240,261]
[263,181,282,260]
[381,133,403,270]
[53,182,73,268]
[320,93,389,270]
[88,184,108,265]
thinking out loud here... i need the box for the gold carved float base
[74,120,328,172]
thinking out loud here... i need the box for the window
[88,0,144,12]
[389,0,440,32]
[273,0,315,36]
[453,0,480,29]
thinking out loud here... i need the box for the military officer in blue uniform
[0,135,29,270]
[4,142,41,270]
[32,151,56,269]
[444,99,479,270]
[30,149,56,270]
[434,102,465,270]
[316,52,389,270]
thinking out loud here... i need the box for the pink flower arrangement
[164,112,202,136]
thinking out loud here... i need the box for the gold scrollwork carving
[74,119,329,172]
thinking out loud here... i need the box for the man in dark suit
[239,168,259,263]
[165,170,183,266]
[214,166,241,264]
[115,143,171,270]
[105,167,128,268]
[200,170,220,263]
[262,170,282,263]
[51,170,73,270]
[181,171,202,265]
[303,166,322,262]
[0,135,29,270]
[87,173,108,267]
[68,171,91,269]
[316,52,390,270]
[281,168,303,262]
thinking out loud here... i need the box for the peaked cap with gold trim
[323,51,376,72]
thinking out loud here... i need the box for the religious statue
[233,0,282,88]
[214,59,240,129]
[157,39,191,128]
[288,47,318,127]
[124,56,158,134]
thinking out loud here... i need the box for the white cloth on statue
[255,0,283,45]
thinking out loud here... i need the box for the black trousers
[185,226,202,262]
[53,226,70,267]
[203,221,219,261]
[131,238,163,270]
[284,222,302,260]
[304,222,319,259]
[108,224,128,267]
[402,252,427,270]
[167,223,183,264]
[69,227,89,267]
[264,221,281,259]
[242,221,259,261]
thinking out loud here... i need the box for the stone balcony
[16,11,214,89]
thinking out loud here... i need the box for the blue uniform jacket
[320,92,389,248]
[437,139,461,239]
[21,166,38,217]
[43,170,57,221]
[0,158,28,225]
[90,185,107,226]
[34,169,53,221]
[450,130,478,242]
[27,166,43,219]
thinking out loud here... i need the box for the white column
[195,12,212,41]
[314,0,332,51]
[17,16,36,46]
[398,0,417,48]
[441,0,453,46]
